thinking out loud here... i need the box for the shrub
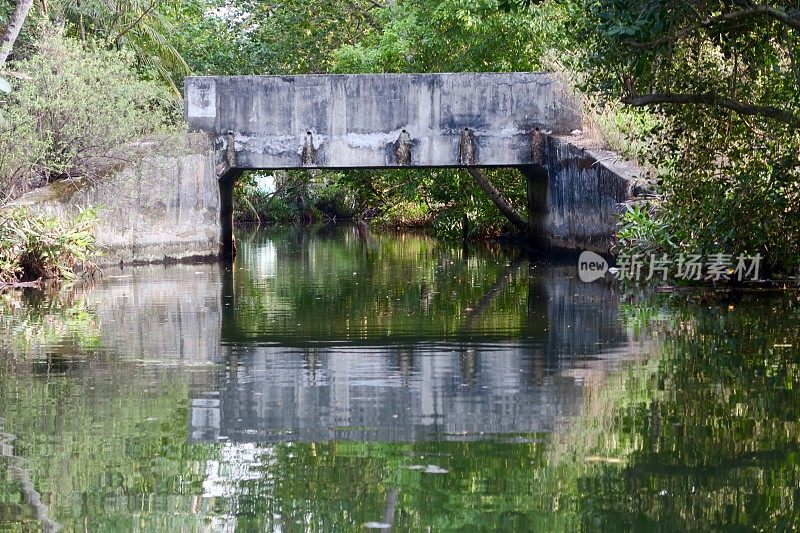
[616,202,675,258]
[613,121,800,276]
[0,29,179,200]
[311,180,358,220]
[0,206,99,284]
[234,186,302,226]
[372,200,432,229]
[559,0,800,276]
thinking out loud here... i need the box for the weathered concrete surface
[8,133,221,266]
[538,135,642,252]
[185,72,583,169]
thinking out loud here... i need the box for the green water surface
[0,226,799,531]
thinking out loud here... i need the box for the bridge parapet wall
[185,73,583,169]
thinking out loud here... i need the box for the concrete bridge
[10,73,640,266]
[181,72,638,257]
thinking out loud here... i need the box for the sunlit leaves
[0,206,99,283]
[52,0,191,93]
[0,32,177,199]
[331,0,547,74]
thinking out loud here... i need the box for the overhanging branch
[621,92,800,127]
[113,1,158,44]
[465,167,529,232]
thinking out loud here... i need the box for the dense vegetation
[0,0,798,275]
[0,206,98,284]
[0,30,177,199]
[574,1,800,274]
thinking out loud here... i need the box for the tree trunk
[0,0,34,65]
[465,167,528,232]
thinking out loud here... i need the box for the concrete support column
[218,170,242,260]
[521,165,550,251]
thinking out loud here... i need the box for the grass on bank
[0,206,99,285]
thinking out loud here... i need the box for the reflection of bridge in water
[82,229,638,443]
[189,340,620,443]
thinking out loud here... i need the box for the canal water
[0,226,798,530]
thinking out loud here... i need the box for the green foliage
[312,179,359,220]
[372,200,432,229]
[341,167,525,238]
[235,165,526,238]
[332,0,553,73]
[162,1,250,77]
[50,0,191,92]
[228,227,533,343]
[0,287,101,356]
[662,143,800,273]
[234,171,360,226]
[236,187,300,225]
[593,292,800,529]
[615,202,674,257]
[0,30,178,199]
[170,0,384,76]
[2,0,794,262]
[0,206,98,283]
[564,0,800,273]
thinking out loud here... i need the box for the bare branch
[621,92,800,126]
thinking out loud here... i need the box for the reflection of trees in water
[204,227,640,445]
[547,292,800,530]
[5,229,797,529]
[0,419,61,532]
[226,226,533,344]
[0,285,101,365]
[0,365,217,531]
[224,227,631,349]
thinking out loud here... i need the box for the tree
[49,0,191,93]
[569,0,800,272]
[579,0,800,127]
[332,0,547,73]
[0,0,34,65]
